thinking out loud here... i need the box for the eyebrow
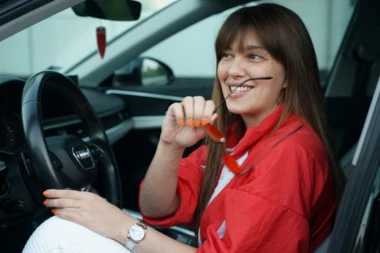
[224,45,266,52]
[223,44,267,55]
[245,45,266,51]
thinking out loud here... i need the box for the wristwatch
[125,221,148,252]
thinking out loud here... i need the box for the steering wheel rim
[21,71,123,208]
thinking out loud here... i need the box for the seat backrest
[313,234,331,253]
[313,143,358,253]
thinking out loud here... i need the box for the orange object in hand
[205,123,226,143]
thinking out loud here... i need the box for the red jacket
[141,106,335,253]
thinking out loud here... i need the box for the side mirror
[113,57,174,86]
[72,0,141,21]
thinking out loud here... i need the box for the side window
[141,7,229,80]
[276,0,354,88]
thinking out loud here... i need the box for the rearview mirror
[72,0,141,21]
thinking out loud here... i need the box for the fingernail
[51,209,59,215]
[195,120,201,127]
[43,200,48,206]
[201,119,208,126]
[43,191,50,197]
[178,120,185,127]
[187,119,194,127]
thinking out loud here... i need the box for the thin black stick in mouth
[213,76,273,113]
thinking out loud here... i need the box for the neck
[242,104,281,127]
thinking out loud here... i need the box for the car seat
[313,143,358,253]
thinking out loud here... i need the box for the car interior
[0,0,379,252]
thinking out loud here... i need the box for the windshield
[0,0,176,79]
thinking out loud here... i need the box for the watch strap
[125,239,137,251]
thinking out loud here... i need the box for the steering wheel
[21,71,122,208]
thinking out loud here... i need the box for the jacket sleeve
[140,145,206,228]
[196,140,334,253]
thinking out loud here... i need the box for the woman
[23,3,346,253]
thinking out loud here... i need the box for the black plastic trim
[0,0,51,25]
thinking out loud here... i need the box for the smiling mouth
[230,85,254,92]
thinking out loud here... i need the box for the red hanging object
[96,26,106,58]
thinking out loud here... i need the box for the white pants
[23,216,131,253]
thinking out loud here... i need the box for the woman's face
[217,29,286,127]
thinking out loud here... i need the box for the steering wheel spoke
[44,135,97,190]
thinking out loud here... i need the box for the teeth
[230,86,253,92]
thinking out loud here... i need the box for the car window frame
[328,74,380,252]
[0,0,85,42]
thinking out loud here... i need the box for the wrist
[124,221,148,252]
[115,215,137,245]
[158,139,186,154]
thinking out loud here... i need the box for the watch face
[130,225,145,241]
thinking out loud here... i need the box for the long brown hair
[194,3,346,233]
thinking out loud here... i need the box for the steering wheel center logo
[72,145,95,170]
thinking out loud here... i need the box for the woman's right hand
[160,96,216,148]
[139,96,216,218]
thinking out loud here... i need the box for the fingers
[193,96,205,127]
[203,100,217,125]
[174,96,216,128]
[43,189,83,199]
[49,207,84,222]
[42,190,101,217]
[42,190,99,209]
[42,190,81,216]
[169,102,185,127]
[43,198,80,209]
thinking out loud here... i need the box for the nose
[228,57,245,77]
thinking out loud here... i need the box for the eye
[221,52,232,59]
[249,54,262,60]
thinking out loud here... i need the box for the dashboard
[0,105,24,155]
[0,77,25,158]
